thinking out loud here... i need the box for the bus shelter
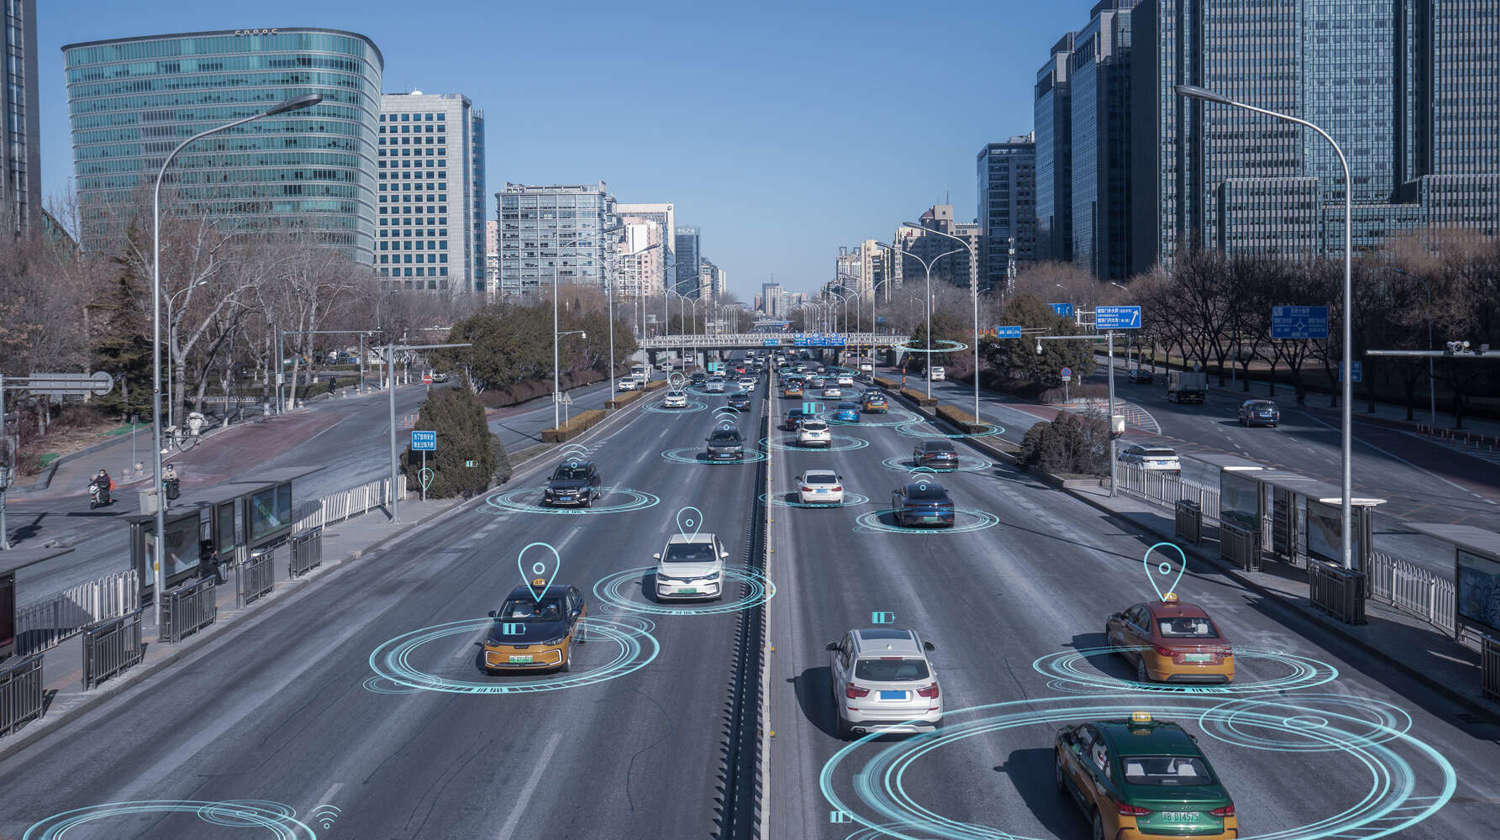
[0,546,75,661]
[1407,523,1500,698]
[1213,465,1383,573]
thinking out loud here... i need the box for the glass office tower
[2,0,40,232]
[63,28,383,260]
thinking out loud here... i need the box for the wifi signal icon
[311,804,342,832]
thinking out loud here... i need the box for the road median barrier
[899,386,939,408]
[644,379,668,391]
[541,409,607,442]
[872,375,901,390]
[935,403,989,433]
[605,390,644,409]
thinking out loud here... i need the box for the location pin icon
[676,506,703,541]
[518,541,562,603]
[1142,542,1187,602]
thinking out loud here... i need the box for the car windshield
[801,421,828,431]
[804,473,838,484]
[553,465,589,480]
[662,542,718,563]
[838,403,859,410]
[906,483,948,500]
[924,442,956,453]
[855,657,930,682]
[1158,617,1219,638]
[1121,755,1214,786]
[669,391,685,397]
[497,596,567,621]
[1142,449,1178,458]
[710,430,741,443]
[1249,401,1275,409]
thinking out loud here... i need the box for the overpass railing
[638,332,907,349]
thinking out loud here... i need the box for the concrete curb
[1060,485,1500,726]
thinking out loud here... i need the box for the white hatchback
[797,419,832,447]
[653,534,729,600]
[797,469,845,505]
[929,366,946,381]
[828,627,942,738]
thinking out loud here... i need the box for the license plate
[678,587,697,594]
[879,690,907,700]
[508,655,533,664]
[1184,653,1212,663]
[815,488,827,494]
[1161,812,1198,824]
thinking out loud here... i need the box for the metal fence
[289,530,323,578]
[161,579,217,643]
[1484,636,1500,701]
[293,475,406,534]
[0,653,44,736]
[1174,500,1202,543]
[1220,523,1261,572]
[1308,562,1366,625]
[237,549,275,607]
[1365,550,1456,636]
[82,610,144,690]
[15,570,140,656]
[1115,463,1221,524]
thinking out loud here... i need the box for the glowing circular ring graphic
[1032,646,1339,695]
[1198,694,1414,752]
[643,399,709,414]
[591,565,776,616]
[485,485,660,515]
[368,617,658,694]
[659,447,769,465]
[24,800,314,840]
[854,508,1000,535]
[762,434,870,452]
[894,420,1005,439]
[880,455,993,474]
[819,696,1455,840]
[892,339,968,354]
[760,491,871,509]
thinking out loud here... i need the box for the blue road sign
[1095,305,1142,330]
[1050,302,1075,318]
[1339,361,1363,383]
[763,339,780,346]
[994,325,1023,339]
[1271,305,1329,340]
[411,430,436,451]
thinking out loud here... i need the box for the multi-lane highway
[3,358,1498,840]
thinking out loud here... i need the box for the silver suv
[827,627,942,738]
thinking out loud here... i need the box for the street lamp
[1177,83,1355,571]
[150,91,321,634]
[877,241,963,399]
[905,221,981,424]
[551,224,622,427]
[557,329,588,422]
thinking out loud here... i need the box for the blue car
[833,402,861,422]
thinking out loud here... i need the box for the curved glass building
[63,28,383,260]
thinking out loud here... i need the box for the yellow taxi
[1105,594,1234,684]
[482,582,588,673]
[782,381,804,398]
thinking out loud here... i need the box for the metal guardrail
[293,475,406,534]
[82,610,144,690]
[161,579,217,643]
[638,331,903,350]
[15,569,140,656]
[1115,463,1221,524]
[289,529,323,578]
[1308,562,1366,625]
[237,549,275,607]
[1366,549,1456,636]
[1484,636,1500,701]
[1220,523,1261,572]
[0,653,44,736]
[1174,500,1202,544]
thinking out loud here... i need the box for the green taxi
[1054,712,1238,839]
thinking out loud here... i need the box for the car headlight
[540,636,567,646]
[704,572,721,581]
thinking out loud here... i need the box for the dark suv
[912,440,960,469]
[705,426,746,461]
[543,460,602,507]
[1237,399,1280,427]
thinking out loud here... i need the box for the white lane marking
[555,530,578,552]
[455,628,489,660]
[314,781,343,807]
[496,730,565,839]
[1300,410,1489,502]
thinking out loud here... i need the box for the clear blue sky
[37,0,1081,298]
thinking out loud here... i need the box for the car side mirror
[923,641,936,651]
[837,475,843,481]
[825,642,840,652]
[487,610,497,618]
[652,553,661,560]
[721,551,730,559]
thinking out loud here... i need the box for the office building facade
[1070,0,1137,279]
[497,182,618,296]
[892,205,981,292]
[976,136,1036,289]
[63,28,383,258]
[617,202,676,297]
[1035,33,1074,262]
[2,0,39,232]
[485,219,499,294]
[618,218,665,298]
[674,225,701,297]
[377,91,486,293]
[761,282,784,318]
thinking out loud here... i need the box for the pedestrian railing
[82,611,144,690]
[1308,562,1366,625]
[15,569,140,656]
[161,579,217,643]
[1115,463,1221,524]
[1365,549,1456,636]
[1483,636,1500,701]
[293,475,407,534]
[289,529,323,578]
[0,653,44,736]
[1220,523,1261,572]
[237,549,275,607]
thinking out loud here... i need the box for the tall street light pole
[877,242,963,399]
[1178,83,1354,570]
[905,222,981,424]
[150,92,321,634]
[552,224,622,428]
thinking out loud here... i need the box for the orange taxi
[1105,594,1234,684]
[482,581,588,673]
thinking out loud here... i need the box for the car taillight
[831,486,842,492]
[800,486,812,493]
[917,682,939,698]
[1155,645,1177,658]
[1210,804,1235,817]
[845,684,870,699]
[1115,800,1152,817]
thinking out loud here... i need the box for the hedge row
[936,403,989,433]
[541,408,607,442]
[873,376,901,390]
[606,390,644,409]
[900,386,939,407]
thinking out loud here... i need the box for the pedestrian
[200,539,224,585]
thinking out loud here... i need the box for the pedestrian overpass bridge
[638,332,907,351]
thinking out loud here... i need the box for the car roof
[1094,719,1203,758]
[556,459,594,469]
[504,583,575,601]
[1141,600,1212,620]
[804,468,837,477]
[853,627,921,654]
[903,480,947,492]
[921,440,956,449]
[667,533,718,544]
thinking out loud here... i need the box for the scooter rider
[163,462,181,500]
[90,469,113,506]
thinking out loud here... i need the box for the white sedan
[822,386,843,399]
[654,533,729,600]
[737,377,757,391]
[836,374,855,387]
[797,469,845,505]
[663,390,688,408]
[617,378,639,391]
[797,419,832,447]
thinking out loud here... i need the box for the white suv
[663,390,688,408]
[653,534,729,600]
[797,419,832,447]
[617,377,639,391]
[705,377,726,393]
[929,366,946,381]
[797,469,844,505]
[828,627,942,738]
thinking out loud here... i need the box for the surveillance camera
[1036,341,1044,355]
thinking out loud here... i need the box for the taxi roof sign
[1161,592,1179,603]
[1131,711,1153,724]
[531,578,548,587]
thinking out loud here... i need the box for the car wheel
[1136,657,1151,683]
[1092,810,1106,840]
[1055,754,1067,793]
[560,645,572,673]
[576,620,587,644]
[835,714,852,741]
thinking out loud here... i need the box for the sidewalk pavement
[0,495,462,756]
[1063,482,1500,723]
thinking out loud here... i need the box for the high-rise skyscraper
[2,0,39,232]
[378,91,486,294]
[63,29,384,258]
[617,202,676,297]
[618,218,665,298]
[1070,0,1137,279]
[485,220,500,294]
[674,225,701,297]
[760,282,784,318]
[1035,33,1075,262]
[975,138,1037,290]
[497,182,618,295]
[892,205,982,292]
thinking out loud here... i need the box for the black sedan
[890,481,956,528]
[1237,399,1280,427]
[705,427,746,461]
[727,392,752,411]
[912,440,960,469]
[543,460,602,507]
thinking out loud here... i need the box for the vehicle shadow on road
[994,748,1085,840]
[1067,632,1129,679]
[986,515,1143,563]
[789,666,840,738]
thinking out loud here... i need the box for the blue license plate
[879,690,906,700]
